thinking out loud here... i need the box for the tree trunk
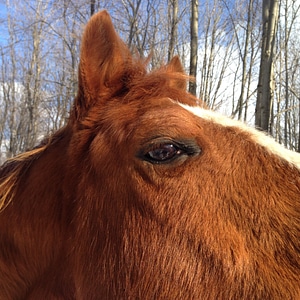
[255,0,279,132]
[168,0,178,62]
[91,0,95,16]
[189,0,198,96]
[237,0,253,120]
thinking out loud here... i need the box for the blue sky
[0,4,8,45]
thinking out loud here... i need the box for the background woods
[0,0,300,163]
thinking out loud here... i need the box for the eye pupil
[147,144,179,162]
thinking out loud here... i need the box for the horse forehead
[94,98,202,147]
[102,97,195,129]
[132,99,202,134]
[179,103,300,169]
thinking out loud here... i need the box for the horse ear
[166,56,187,90]
[74,10,132,119]
[166,56,185,73]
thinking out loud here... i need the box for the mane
[0,128,68,212]
[124,68,197,104]
[180,104,300,169]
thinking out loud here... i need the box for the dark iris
[146,144,180,162]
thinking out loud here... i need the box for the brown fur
[0,10,299,299]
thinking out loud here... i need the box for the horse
[0,10,300,299]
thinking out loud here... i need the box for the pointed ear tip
[168,55,185,73]
[90,10,111,22]
[170,56,181,64]
[81,10,118,54]
[84,10,113,34]
[171,55,180,61]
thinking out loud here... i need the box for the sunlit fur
[0,10,299,299]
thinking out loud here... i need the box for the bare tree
[197,0,240,110]
[189,0,198,96]
[91,0,96,16]
[273,0,300,150]
[255,0,279,132]
[23,1,44,150]
[236,0,254,120]
[1,1,20,158]
[168,0,178,62]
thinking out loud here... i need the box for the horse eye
[139,139,201,165]
[144,144,182,163]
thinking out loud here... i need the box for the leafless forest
[0,0,299,163]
